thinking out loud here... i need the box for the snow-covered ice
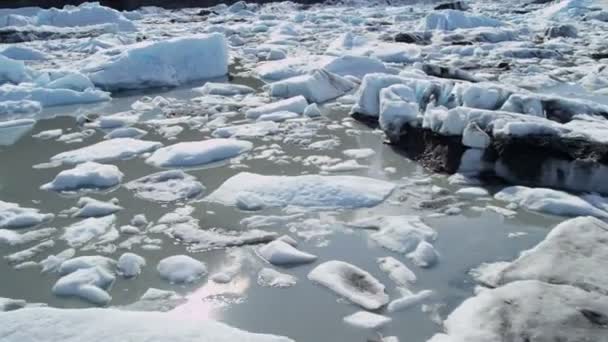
[343,311,392,330]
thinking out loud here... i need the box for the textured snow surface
[207,172,395,209]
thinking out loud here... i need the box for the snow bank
[308,260,389,310]
[269,69,355,103]
[84,34,228,91]
[51,138,162,165]
[494,186,608,218]
[0,307,294,342]
[422,10,503,31]
[258,240,317,265]
[41,162,123,192]
[474,216,608,296]
[125,170,205,202]
[206,172,395,209]
[0,200,53,229]
[157,255,207,284]
[145,139,252,168]
[428,280,608,342]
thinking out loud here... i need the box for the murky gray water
[0,76,563,342]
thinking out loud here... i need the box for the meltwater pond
[0,78,563,342]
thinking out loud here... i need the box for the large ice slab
[206,172,395,209]
[0,307,294,342]
[269,69,355,104]
[83,34,228,91]
[41,162,123,192]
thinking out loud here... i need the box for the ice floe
[145,139,252,168]
[257,268,297,288]
[245,96,308,119]
[269,69,355,103]
[258,240,317,266]
[343,311,391,330]
[157,255,207,284]
[61,215,115,248]
[125,170,205,202]
[308,260,389,310]
[52,266,115,305]
[71,197,122,218]
[0,200,54,229]
[83,34,228,91]
[41,162,123,192]
[117,252,146,278]
[51,138,162,165]
[207,172,395,209]
[377,256,416,287]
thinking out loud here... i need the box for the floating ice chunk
[240,214,305,229]
[324,55,389,79]
[352,216,436,254]
[157,255,207,284]
[258,240,317,266]
[474,217,608,295]
[42,162,123,192]
[455,187,489,199]
[245,96,308,119]
[0,55,30,85]
[257,111,299,122]
[343,148,375,159]
[61,215,115,247]
[207,172,395,209]
[0,46,47,61]
[257,268,297,288]
[0,84,110,108]
[343,311,391,329]
[123,288,186,312]
[146,139,252,168]
[308,261,389,310]
[0,227,56,246]
[422,10,502,31]
[377,257,416,287]
[269,69,355,103]
[309,138,340,150]
[170,223,277,251]
[52,266,115,305]
[33,129,62,140]
[5,240,54,264]
[351,73,409,117]
[213,121,279,138]
[0,200,54,229]
[378,84,419,137]
[407,241,438,268]
[387,290,433,313]
[84,34,228,91]
[320,159,368,172]
[104,127,147,139]
[303,103,321,117]
[0,306,294,341]
[46,72,95,92]
[72,197,122,218]
[494,186,608,218]
[0,100,41,117]
[40,248,75,273]
[125,170,204,202]
[117,252,146,278]
[427,280,608,342]
[194,82,254,96]
[86,112,139,129]
[51,138,162,165]
[58,255,116,275]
